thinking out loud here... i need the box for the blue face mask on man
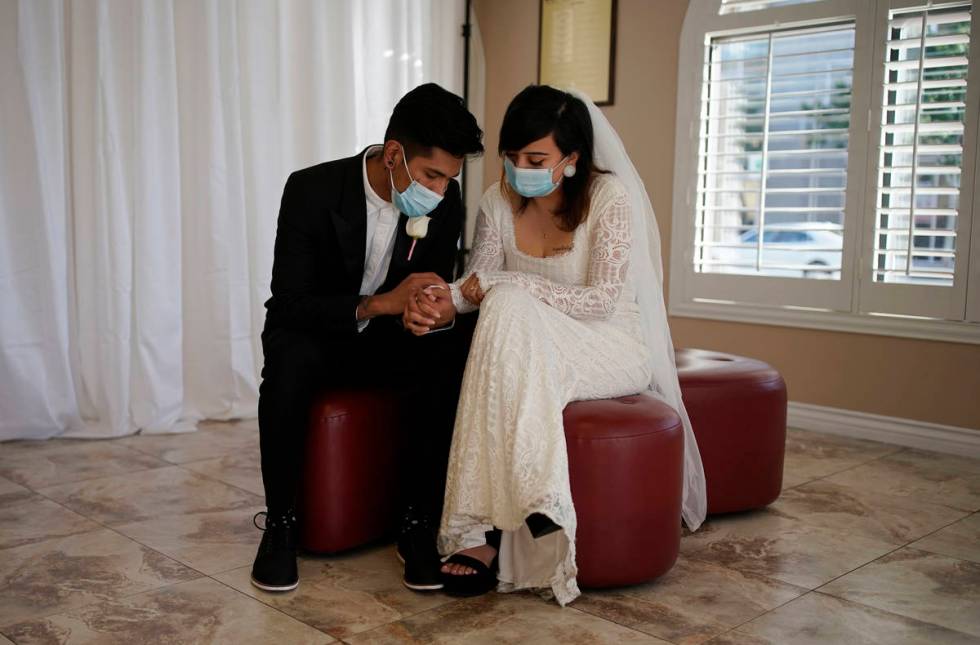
[390,145,444,217]
[504,155,570,198]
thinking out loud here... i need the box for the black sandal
[440,553,499,597]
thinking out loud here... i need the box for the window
[860,0,977,320]
[671,0,980,342]
[697,24,854,281]
[872,4,971,287]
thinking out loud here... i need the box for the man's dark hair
[384,83,484,159]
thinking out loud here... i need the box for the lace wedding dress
[439,174,653,606]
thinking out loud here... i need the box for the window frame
[669,0,980,344]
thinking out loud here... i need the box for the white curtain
[0,0,466,441]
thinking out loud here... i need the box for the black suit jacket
[263,148,463,337]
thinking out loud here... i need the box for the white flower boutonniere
[405,215,431,261]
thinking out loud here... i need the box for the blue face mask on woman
[504,155,569,198]
[390,145,444,218]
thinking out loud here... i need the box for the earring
[563,164,577,178]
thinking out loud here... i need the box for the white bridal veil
[569,89,707,531]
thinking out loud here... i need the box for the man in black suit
[252,84,483,593]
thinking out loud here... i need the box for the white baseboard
[787,401,980,459]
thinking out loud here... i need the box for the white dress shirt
[357,145,400,332]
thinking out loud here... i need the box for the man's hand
[403,285,457,335]
[358,272,447,321]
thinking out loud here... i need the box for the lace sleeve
[450,206,505,313]
[479,190,631,320]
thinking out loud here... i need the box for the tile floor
[0,421,978,644]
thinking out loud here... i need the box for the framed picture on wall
[538,0,617,106]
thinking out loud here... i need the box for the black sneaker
[396,509,443,591]
[250,511,299,592]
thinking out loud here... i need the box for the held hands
[460,273,485,306]
[360,272,447,321]
[403,284,457,335]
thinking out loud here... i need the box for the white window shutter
[859,1,978,320]
[697,24,856,282]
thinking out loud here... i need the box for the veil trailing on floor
[569,89,707,530]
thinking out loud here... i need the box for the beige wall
[473,0,980,430]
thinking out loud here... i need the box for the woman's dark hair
[385,83,484,159]
[499,85,606,231]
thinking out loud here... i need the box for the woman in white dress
[406,85,706,606]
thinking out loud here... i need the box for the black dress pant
[258,313,475,522]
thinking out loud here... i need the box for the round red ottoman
[299,389,686,590]
[565,395,684,588]
[675,349,787,515]
[299,389,403,553]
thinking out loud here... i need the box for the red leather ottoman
[565,395,684,588]
[675,349,787,515]
[299,389,404,553]
[301,390,686,591]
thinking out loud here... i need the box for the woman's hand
[460,273,485,306]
